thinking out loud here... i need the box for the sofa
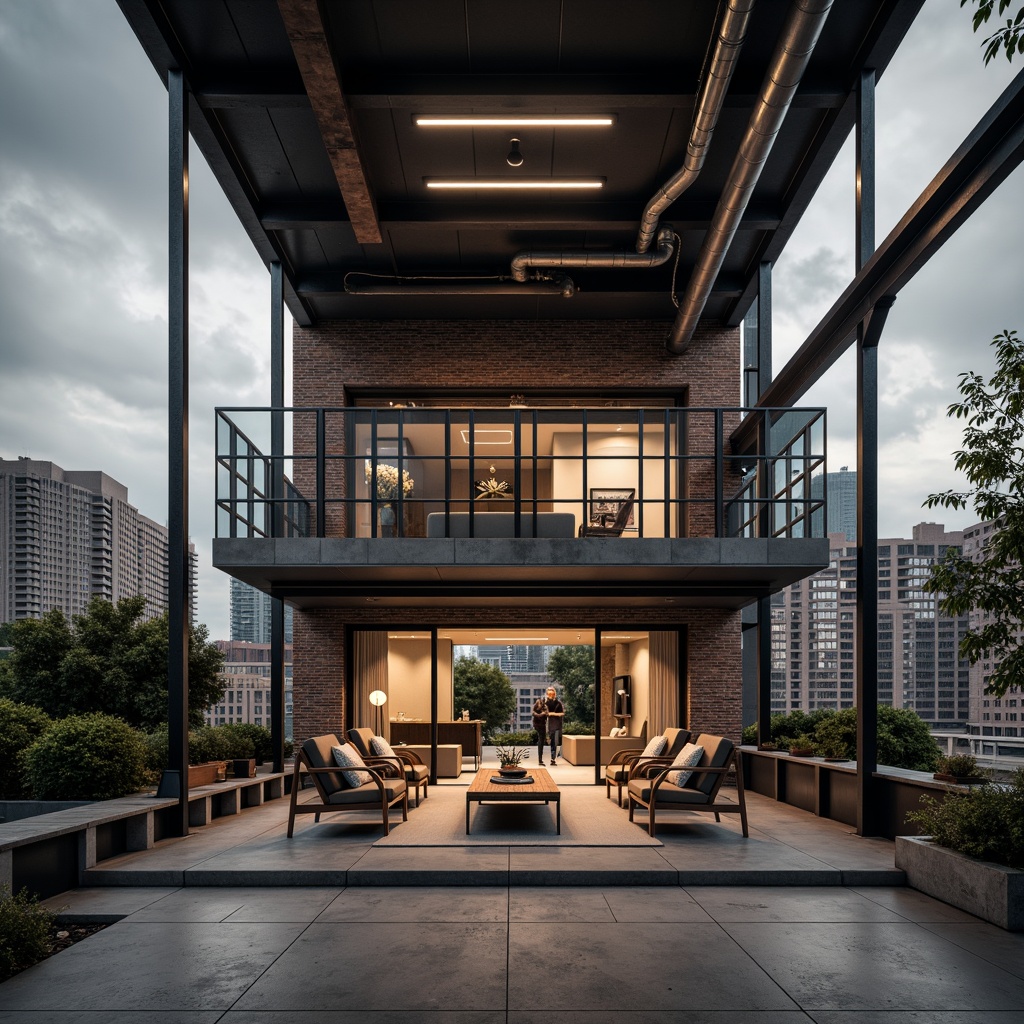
[426,511,576,538]
[561,732,649,766]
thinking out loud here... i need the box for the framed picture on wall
[588,488,636,531]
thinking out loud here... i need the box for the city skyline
[0,2,1021,639]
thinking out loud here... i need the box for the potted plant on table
[788,734,815,757]
[495,745,530,778]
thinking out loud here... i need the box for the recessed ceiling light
[459,429,513,444]
[425,179,604,190]
[415,116,615,127]
[484,636,550,642]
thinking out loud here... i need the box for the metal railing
[214,405,826,541]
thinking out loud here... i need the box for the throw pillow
[609,726,623,738]
[331,742,373,787]
[640,735,667,758]
[667,742,705,787]
[370,735,397,758]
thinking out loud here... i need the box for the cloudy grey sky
[1,1,1021,639]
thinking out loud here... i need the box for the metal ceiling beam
[758,66,1024,408]
[277,0,382,245]
[261,199,782,232]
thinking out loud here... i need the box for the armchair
[348,727,429,806]
[287,734,408,837]
[627,733,748,838]
[604,726,691,806]
[578,493,635,537]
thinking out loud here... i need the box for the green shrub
[562,719,593,736]
[220,723,273,763]
[0,699,52,799]
[0,886,55,982]
[811,709,857,761]
[490,730,536,746]
[22,713,148,800]
[908,769,1024,869]
[187,726,234,765]
[935,753,982,777]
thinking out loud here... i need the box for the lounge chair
[348,727,430,806]
[287,733,408,837]
[578,493,635,537]
[604,726,691,806]
[627,733,748,838]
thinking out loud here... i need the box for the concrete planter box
[896,835,1024,930]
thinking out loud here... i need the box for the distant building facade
[207,639,293,740]
[810,466,858,542]
[771,522,970,729]
[0,457,196,623]
[229,578,293,643]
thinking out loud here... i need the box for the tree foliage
[545,645,595,723]
[0,596,225,729]
[0,699,52,799]
[453,655,516,738]
[923,329,1024,697]
[962,1,1024,64]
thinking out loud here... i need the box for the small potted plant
[788,734,815,757]
[495,745,530,778]
[933,753,986,785]
[816,736,850,762]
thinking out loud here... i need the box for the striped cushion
[331,742,372,787]
[667,742,704,787]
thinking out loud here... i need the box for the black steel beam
[166,68,190,837]
[760,67,1024,408]
[270,262,286,775]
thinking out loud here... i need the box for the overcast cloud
[1,2,1021,638]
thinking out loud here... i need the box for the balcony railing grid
[214,406,826,541]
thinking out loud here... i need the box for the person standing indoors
[532,696,549,765]
[543,686,565,765]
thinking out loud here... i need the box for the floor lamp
[369,689,387,736]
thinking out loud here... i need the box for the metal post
[163,69,190,835]
[755,262,773,746]
[270,262,286,773]
[757,262,772,394]
[856,69,876,274]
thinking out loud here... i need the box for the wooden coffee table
[465,766,560,834]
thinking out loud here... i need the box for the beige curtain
[648,631,679,736]
[353,631,390,740]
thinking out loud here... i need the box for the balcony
[212,406,830,609]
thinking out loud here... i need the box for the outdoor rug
[374,782,661,846]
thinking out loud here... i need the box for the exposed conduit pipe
[636,0,757,254]
[667,0,834,353]
[510,226,676,283]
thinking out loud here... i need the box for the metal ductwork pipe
[511,227,676,283]
[667,0,834,353]
[636,0,756,254]
[346,276,576,298]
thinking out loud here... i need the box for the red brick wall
[289,317,743,749]
[292,605,742,749]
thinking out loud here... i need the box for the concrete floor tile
[850,886,988,924]
[920,922,1024,980]
[508,846,677,885]
[807,1013,1024,1023]
[723,922,1024,1011]
[123,886,341,922]
[41,886,181,922]
[687,886,905,923]
[601,886,713,923]
[318,886,509,922]
[509,889,615,921]
[0,922,305,1011]
[346,846,510,885]
[509,1015,810,1024]
[507,922,797,1012]
[231,922,508,1011]
[220,1014,505,1023]
[0,1014,221,1023]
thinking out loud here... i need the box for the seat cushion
[666,742,704,787]
[348,727,376,757]
[662,727,692,758]
[332,742,373,787]
[405,763,429,782]
[687,735,734,795]
[628,779,711,805]
[370,735,397,757]
[327,778,407,804]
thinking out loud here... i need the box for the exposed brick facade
[290,318,743,748]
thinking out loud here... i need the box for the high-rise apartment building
[229,578,293,644]
[0,458,196,623]
[771,523,971,729]
[207,640,293,740]
[810,466,858,542]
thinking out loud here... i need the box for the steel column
[270,261,286,773]
[756,262,773,747]
[165,68,190,835]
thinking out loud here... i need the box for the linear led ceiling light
[426,179,603,190]
[415,116,615,127]
[458,429,513,444]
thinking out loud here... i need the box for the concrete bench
[0,771,288,899]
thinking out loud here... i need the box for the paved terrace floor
[2,760,1022,1020]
